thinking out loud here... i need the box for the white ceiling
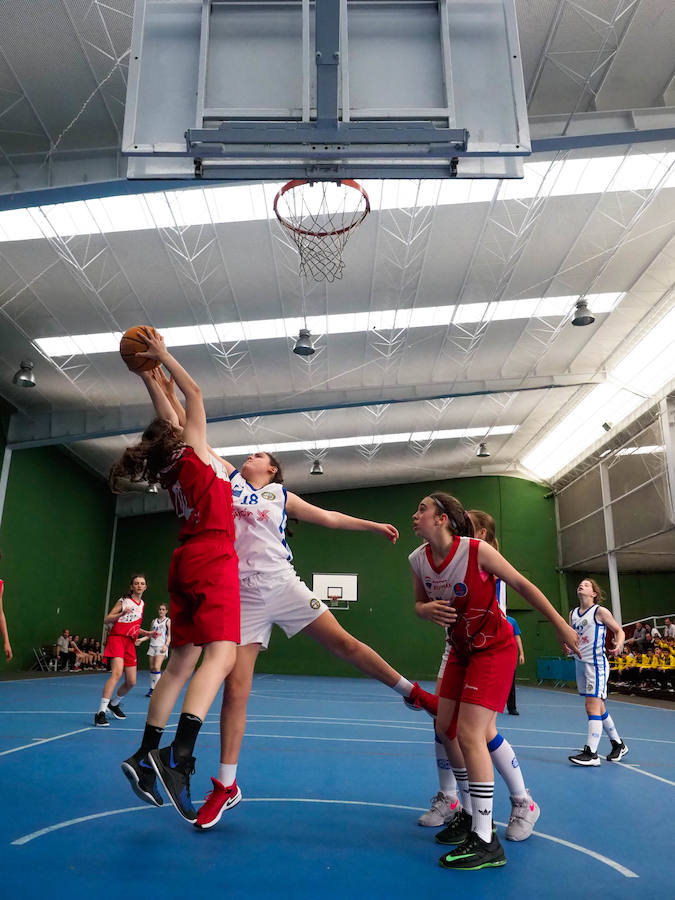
[0,2,674,564]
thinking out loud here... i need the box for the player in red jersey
[94,574,156,725]
[409,492,579,870]
[115,329,240,824]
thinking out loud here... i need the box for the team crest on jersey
[310,598,321,610]
[453,582,468,597]
[261,491,276,500]
[424,578,433,590]
[232,487,243,497]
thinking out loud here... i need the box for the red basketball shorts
[168,538,240,647]
[439,637,517,713]
[103,634,137,667]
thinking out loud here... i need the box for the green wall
[112,475,563,681]
[0,444,115,671]
[564,571,675,624]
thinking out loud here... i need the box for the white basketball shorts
[239,568,328,649]
[575,658,609,699]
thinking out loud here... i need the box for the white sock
[111,693,123,707]
[469,782,494,843]
[434,733,458,798]
[218,763,238,787]
[587,716,603,753]
[98,698,110,714]
[601,711,621,743]
[452,767,472,814]
[392,677,414,697]
[487,733,527,800]
[150,670,161,689]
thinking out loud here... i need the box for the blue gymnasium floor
[1,674,674,900]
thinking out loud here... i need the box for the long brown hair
[109,418,184,493]
[467,509,499,550]
[429,492,474,537]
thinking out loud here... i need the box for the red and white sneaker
[403,682,438,717]
[194,778,242,830]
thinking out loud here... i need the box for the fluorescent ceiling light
[1,153,674,244]
[523,305,675,480]
[34,292,622,359]
[615,445,663,456]
[213,424,518,458]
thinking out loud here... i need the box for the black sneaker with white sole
[94,711,109,727]
[606,739,628,761]
[109,703,126,720]
[148,745,197,822]
[121,754,164,807]
[568,745,600,766]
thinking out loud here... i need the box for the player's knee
[331,632,361,660]
[126,674,136,688]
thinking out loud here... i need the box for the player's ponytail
[109,418,184,492]
[467,509,498,549]
[429,492,474,537]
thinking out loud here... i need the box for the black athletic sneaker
[439,831,506,870]
[606,739,628,762]
[568,745,600,766]
[436,809,472,845]
[94,711,109,727]
[121,754,164,807]
[109,703,126,720]
[148,745,197,822]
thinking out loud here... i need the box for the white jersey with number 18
[229,470,292,577]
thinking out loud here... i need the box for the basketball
[119,325,160,372]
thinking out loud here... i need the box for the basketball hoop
[273,179,370,282]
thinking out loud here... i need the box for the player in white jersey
[136,603,171,696]
[568,578,628,766]
[143,369,438,830]
[417,507,542,844]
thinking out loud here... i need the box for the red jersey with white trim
[409,536,511,658]
[160,446,235,545]
[109,596,144,639]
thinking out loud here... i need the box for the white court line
[0,727,92,757]
[9,798,639,876]
[613,761,675,787]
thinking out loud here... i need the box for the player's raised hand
[135,327,168,361]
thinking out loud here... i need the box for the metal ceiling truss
[368,186,439,371]
[153,216,253,384]
[501,149,675,383]
[426,157,557,381]
[527,0,641,117]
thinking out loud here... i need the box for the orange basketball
[119,325,160,372]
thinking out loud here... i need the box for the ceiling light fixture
[572,299,595,327]
[309,459,324,475]
[293,328,315,357]
[12,360,36,387]
[476,442,490,458]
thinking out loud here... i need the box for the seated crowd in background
[54,629,106,671]
[609,628,675,695]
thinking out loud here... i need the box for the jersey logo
[256,510,270,522]
[232,487,243,497]
[171,483,194,521]
[261,491,276,500]
[310,598,321,610]
[424,578,433,590]
[453,582,468,598]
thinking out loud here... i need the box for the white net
[274,179,370,282]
